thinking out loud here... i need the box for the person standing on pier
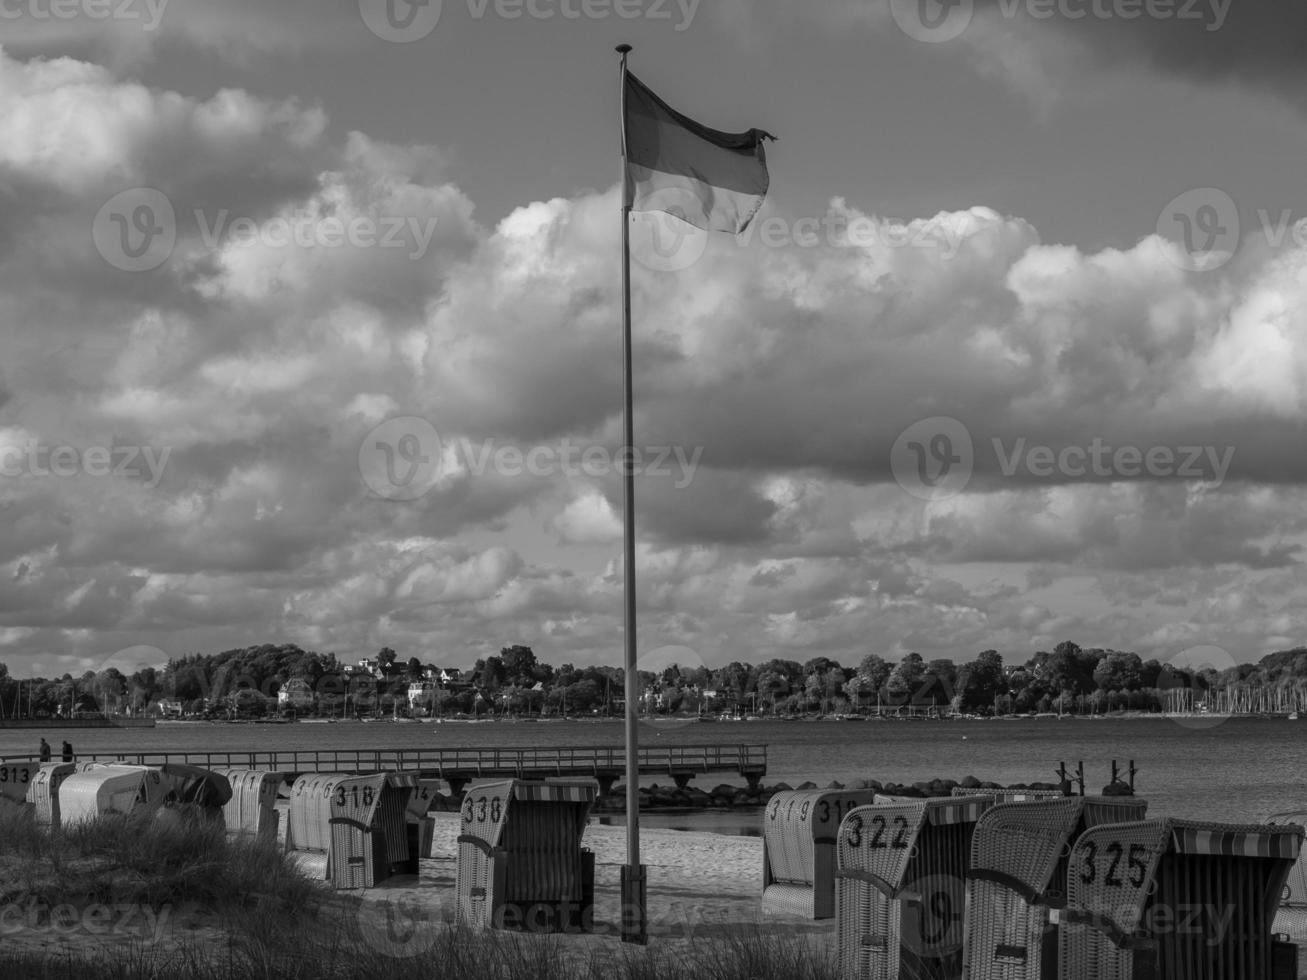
[38,738,51,762]
[61,740,73,763]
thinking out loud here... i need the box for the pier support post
[445,777,468,800]
[672,773,691,791]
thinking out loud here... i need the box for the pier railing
[0,744,767,782]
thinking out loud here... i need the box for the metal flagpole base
[620,863,647,944]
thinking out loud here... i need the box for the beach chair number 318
[333,785,375,808]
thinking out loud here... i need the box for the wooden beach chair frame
[835,795,993,980]
[761,788,879,919]
[1056,818,1303,980]
[455,778,596,933]
[961,796,1149,980]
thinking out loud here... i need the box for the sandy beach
[349,812,836,962]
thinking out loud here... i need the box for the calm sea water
[2,716,1299,829]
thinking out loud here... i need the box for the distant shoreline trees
[2,640,1305,720]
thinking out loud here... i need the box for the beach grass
[0,805,838,980]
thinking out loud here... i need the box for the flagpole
[616,41,647,946]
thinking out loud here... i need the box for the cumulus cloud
[1,42,1306,675]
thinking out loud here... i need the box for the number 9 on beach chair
[761,789,879,919]
[1056,818,1303,980]
[455,779,596,933]
[961,796,1148,980]
[836,795,993,980]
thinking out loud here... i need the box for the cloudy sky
[1,0,1305,680]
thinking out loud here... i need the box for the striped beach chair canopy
[952,786,1067,803]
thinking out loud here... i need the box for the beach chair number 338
[462,795,503,824]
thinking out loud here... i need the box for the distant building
[278,678,315,711]
[157,699,184,718]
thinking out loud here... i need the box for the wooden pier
[0,744,768,797]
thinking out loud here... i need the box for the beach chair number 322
[843,814,912,849]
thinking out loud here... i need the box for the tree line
[2,640,1306,719]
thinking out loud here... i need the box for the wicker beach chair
[455,778,596,933]
[25,762,76,828]
[835,795,993,980]
[56,765,166,825]
[761,788,879,919]
[1263,809,1307,944]
[1056,818,1303,980]
[211,767,283,840]
[284,772,414,888]
[962,796,1149,979]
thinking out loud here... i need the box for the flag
[622,71,774,235]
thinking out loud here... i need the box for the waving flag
[622,71,775,235]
